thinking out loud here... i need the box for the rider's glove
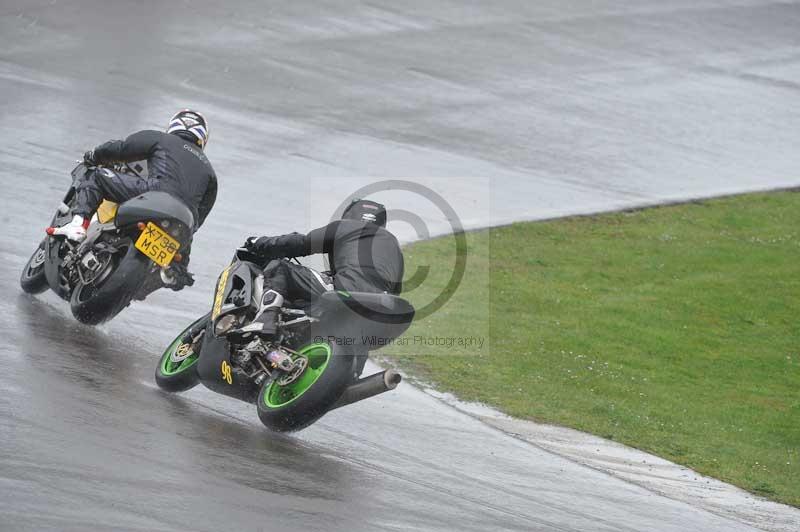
[235,236,259,259]
[236,236,258,253]
[83,150,97,166]
[242,236,259,250]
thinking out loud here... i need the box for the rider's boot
[46,215,89,242]
[231,290,284,339]
[160,263,195,292]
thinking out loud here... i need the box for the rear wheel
[20,241,49,294]
[155,317,206,392]
[256,341,354,432]
[70,243,150,325]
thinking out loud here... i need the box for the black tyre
[70,243,150,325]
[256,340,354,432]
[20,240,49,294]
[155,317,206,392]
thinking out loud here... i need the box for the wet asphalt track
[2,1,800,530]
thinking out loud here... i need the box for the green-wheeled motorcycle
[155,254,414,432]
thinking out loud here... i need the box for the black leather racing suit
[75,130,217,230]
[251,219,404,300]
[250,219,404,376]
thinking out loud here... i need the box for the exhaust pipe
[330,369,402,411]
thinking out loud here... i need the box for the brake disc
[277,356,308,385]
[30,248,46,268]
[170,342,194,363]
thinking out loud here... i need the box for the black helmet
[167,109,209,149]
[342,199,387,227]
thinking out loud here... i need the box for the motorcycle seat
[311,290,414,323]
[308,290,415,349]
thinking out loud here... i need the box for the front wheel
[20,240,49,294]
[155,316,207,392]
[256,341,354,432]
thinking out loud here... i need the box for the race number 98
[221,360,233,385]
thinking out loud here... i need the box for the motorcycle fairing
[96,200,118,224]
[211,260,263,330]
[195,322,260,402]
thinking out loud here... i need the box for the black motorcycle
[155,255,414,432]
[20,163,194,324]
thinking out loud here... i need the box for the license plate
[134,222,181,267]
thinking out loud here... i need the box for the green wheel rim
[159,320,203,376]
[263,342,332,408]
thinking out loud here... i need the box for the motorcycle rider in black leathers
[46,109,217,289]
[176,199,403,375]
[181,200,403,375]
[225,200,404,374]
[241,199,404,331]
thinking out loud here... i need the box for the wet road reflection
[3,0,799,530]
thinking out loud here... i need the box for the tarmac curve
[1,1,800,530]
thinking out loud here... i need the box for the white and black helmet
[167,109,209,149]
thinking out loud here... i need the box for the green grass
[387,191,800,507]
